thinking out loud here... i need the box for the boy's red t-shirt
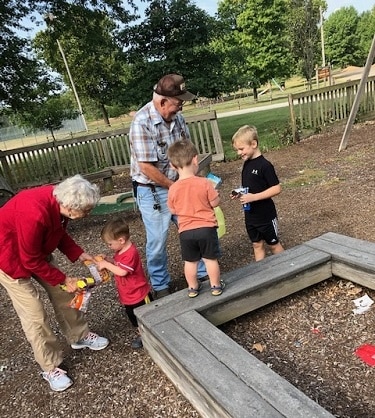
[113,243,151,305]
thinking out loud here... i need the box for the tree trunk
[100,103,110,127]
[253,87,258,102]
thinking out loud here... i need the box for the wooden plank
[331,262,375,289]
[185,111,217,124]
[136,233,375,418]
[198,153,212,173]
[305,232,375,272]
[203,262,331,325]
[136,245,331,328]
[84,169,114,192]
[0,175,14,193]
[174,311,335,418]
[142,319,284,418]
[0,175,15,207]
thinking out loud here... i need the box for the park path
[217,100,288,118]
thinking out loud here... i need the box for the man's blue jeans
[136,185,206,291]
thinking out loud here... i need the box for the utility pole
[45,13,88,131]
[320,6,326,67]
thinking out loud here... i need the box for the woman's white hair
[53,174,100,210]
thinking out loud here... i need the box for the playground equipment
[90,191,136,215]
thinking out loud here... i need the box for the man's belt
[136,182,156,187]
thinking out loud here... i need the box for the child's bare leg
[252,240,266,261]
[270,242,284,255]
[184,260,199,289]
[202,258,220,288]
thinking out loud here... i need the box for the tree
[324,6,361,68]
[287,0,326,88]
[0,1,45,110]
[14,94,79,140]
[122,0,225,103]
[1,0,136,117]
[357,8,375,64]
[214,0,251,97]
[33,8,133,126]
[216,0,293,100]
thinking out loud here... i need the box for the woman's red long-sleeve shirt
[0,185,84,285]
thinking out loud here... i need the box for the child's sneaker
[188,282,202,298]
[71,332,109,350]
[211,280,225,296]
[41,367,73,392]
[131,335,143,349]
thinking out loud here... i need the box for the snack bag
[69,289,93,313]
[84,255,111,284]
[62,256,111,312]
[60,277,96,292]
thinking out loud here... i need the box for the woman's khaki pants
[0,269,89,372]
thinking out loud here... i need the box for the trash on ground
[355,344,375,366]
[252,342,265,353]
[352,294,374,314]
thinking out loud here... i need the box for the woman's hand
[78,252,93,262]
[63,277,79,293]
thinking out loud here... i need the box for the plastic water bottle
[242,187,251,211]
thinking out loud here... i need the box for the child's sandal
[211,280,226,296]
[188,282,202,298]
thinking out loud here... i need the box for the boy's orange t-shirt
[167,176,218,233]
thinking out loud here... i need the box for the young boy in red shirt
[96,217,152,349]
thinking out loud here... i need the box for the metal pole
[56,39,88,131]
[45,13,88,132]
[320,6,326,67]
[339,34,375,151]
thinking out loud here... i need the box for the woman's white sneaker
[42,367,73,392]
[71,332,109,350]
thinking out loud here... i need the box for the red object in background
[355,344,375,366]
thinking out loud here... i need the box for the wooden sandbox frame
[136,233,375,417]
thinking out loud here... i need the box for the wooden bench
[136,233,375,417]
[83,168,114,192]
[0,175,15,207]
[1,111,223,191]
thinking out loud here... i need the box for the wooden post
[339,34,375,151]
[0,150,14,187]
[288,94,298,143]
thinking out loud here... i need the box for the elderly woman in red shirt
[0,174,109,392]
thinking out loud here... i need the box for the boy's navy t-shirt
[241,155,280,224]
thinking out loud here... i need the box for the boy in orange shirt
[167,140,225,298]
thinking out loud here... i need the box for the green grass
[91,103,294,161]
[217,106,292,160]
[282,168,327,188]
[86,104,293,161]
